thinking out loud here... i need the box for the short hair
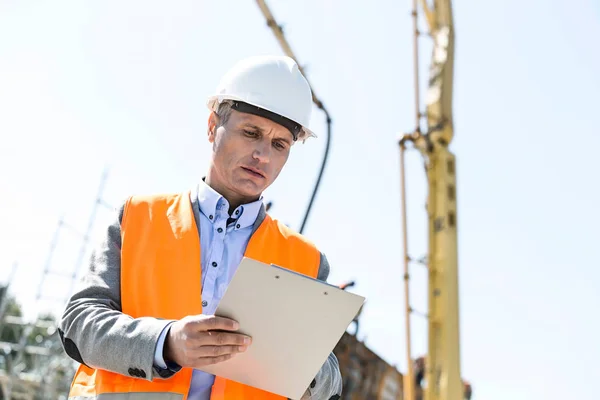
[215,100,234,127]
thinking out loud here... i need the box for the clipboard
[199,257,365,399]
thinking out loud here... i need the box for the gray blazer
[58,192,343,400]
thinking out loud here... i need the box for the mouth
[241,166,266,179]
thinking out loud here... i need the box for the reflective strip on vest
[68,191,320,399]
[70,394,183,400]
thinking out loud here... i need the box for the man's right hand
[164,315,251,368]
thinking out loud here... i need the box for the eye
[273,141,286,151]
[244,129,258,137]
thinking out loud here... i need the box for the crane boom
[420,1,460,400]
[423,147,461,400]
[402,0,461,399]
[422,0,455,147]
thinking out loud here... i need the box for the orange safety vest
[68,191,321,400]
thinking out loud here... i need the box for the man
[58,55,343,400]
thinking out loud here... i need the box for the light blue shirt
[154,180,263,399]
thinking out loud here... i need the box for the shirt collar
[197,179,263,230]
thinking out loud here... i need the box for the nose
[252,139,271,163]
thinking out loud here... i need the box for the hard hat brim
[207,95,317,142]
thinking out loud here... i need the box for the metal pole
[68,167,110,297]
[400,140,415,400]
[402,1,423,399]
[412,0,422,136]
[35,217,64,302]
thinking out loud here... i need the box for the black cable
[299,108,331,234]
[252,1,332,235]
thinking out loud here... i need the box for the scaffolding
[0,167,113,399]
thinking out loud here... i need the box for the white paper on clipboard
[198,257,365,400]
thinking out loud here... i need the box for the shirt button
[202,300,208,307]
[212,261,218,267]
[209,215,213,220]
[236,224,240,229]
[235,210,240,215]
[217,227,223,233]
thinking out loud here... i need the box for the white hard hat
[207,55,316,142]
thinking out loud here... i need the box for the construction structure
[0,169,112,399]
[399,0,465,399]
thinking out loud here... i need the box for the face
[206,109,293,204]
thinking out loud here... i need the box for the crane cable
[255,0,332,235]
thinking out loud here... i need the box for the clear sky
[1,1,598,399]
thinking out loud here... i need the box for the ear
[207,112,218,143]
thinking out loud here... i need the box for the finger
[195,345,248,358]
[200,331,252,347]
[192,315,240,332]
[192,353,236,368]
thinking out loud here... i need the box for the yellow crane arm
[402,0,461,400]
[423,146,461,400]
[423,0,455,147]
[419,1,461,400]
